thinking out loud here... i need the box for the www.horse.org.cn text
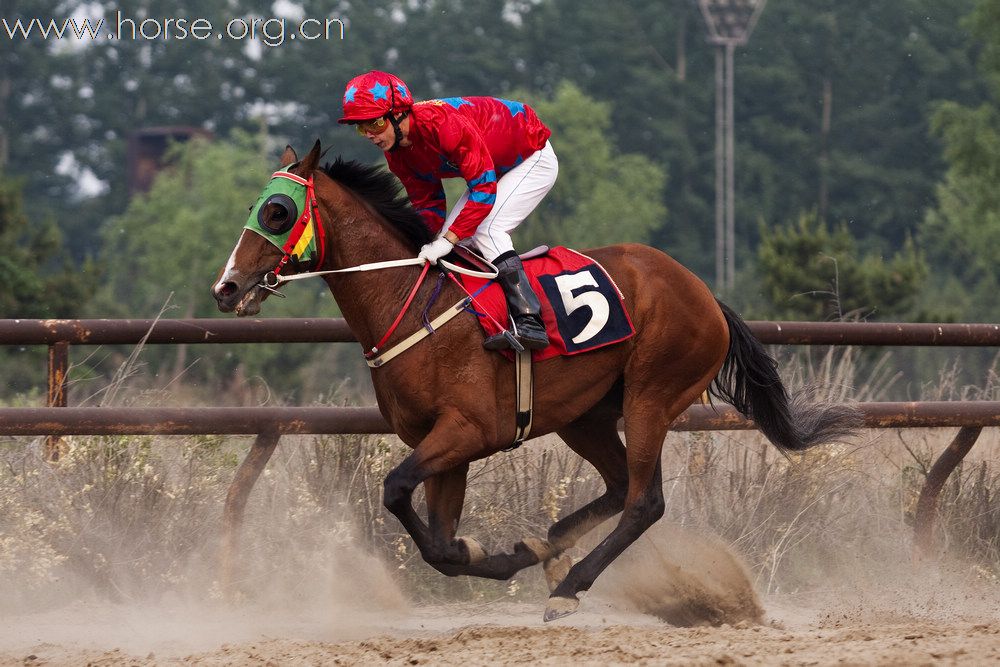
[1,12,346,47]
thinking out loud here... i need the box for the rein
[258,252,499,367]
[250,169,499,366]
[263,256,497,286]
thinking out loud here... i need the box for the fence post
[221,431,281,598]
[913,425,982,556]
[45,341,69,461]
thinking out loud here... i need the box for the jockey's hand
[418,237,455,265]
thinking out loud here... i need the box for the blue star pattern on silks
[395,83,409,99]
[344,85,357,103]
[369,82,390,101]
[439,97,473,109]
[497,98,525,117]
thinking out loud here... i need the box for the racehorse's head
[212,141,323,316]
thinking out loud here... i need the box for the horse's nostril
[218,282,239,298]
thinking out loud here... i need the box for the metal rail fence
[2,317,1000,554]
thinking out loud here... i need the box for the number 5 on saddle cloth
[456,246,636,361]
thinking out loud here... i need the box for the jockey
[339,70,558,351]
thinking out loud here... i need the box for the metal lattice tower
[697,0,767,292]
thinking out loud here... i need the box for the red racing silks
[385,96,551,239]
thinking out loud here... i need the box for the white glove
[418,237,455,264]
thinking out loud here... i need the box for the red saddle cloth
[457,246,635,361]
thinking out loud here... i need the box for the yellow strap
[366,297,470,368]
[514,349,534,444]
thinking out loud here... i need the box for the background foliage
[2,0,999,398]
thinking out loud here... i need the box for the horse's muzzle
[213,280,263,316]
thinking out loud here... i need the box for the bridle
[244,167,501,365]
[250,168,496,292]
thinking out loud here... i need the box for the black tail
[709,301,860,452]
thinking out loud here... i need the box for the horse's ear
[279,145,298,168]
[298,139,322,175]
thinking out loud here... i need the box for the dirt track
[3,524,999,665]
[3,598,999,666]
[164,620,1000,666]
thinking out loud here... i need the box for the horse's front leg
[383,415,544,580]
[382,414,482,569]
[421,464,489,571]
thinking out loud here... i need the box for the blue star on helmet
[395,83,409,99]
[344,85,357,103]
[498,98,525,117]
[439,97,473,109]
[369,82,390,101]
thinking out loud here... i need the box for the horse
[212,141,859,621]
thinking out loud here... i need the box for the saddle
[452,245,636,361]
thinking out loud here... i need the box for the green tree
[740,0,982,255]
[92,133,348,399]
[94,133,270,318]
[0,174,93,318]
[0,173,96,394]
[512,82,667,250]
[515,0,983,283]
[920,0,1000,321]
[518,0,711,266]
[757,211,927,320]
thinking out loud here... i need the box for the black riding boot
[483,255,550,351]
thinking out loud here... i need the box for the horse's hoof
[542,553,573,593]
[456,536,487,564]
[515,537,555,562]
[543,595,579,622]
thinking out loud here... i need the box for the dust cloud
[590,521,764,626]
[3,520,1000,665]
[0,527,410,663]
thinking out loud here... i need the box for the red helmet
[338,71,412,123]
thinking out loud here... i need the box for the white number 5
[553,271,610,344]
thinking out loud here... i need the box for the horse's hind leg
[544,388,695,621]
[519,418,628,590]
[548,418,628,551]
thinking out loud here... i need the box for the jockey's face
[359,114,410,151]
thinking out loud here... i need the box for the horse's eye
[258,194,298,234]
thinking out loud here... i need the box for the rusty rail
[0,318,355,345]
[3,317,1000,557]
[2,318,1000,346]
[2,402,999,436]
[748,321,1000,346]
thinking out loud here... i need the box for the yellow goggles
[355,117,389,136]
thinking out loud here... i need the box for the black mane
[321,158,433,249]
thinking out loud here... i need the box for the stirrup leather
[503,349,533,451]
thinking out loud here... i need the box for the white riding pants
[441,140,558,262]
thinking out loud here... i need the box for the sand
[3,522,998,666]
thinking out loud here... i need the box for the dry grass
[3,347,1000,611]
